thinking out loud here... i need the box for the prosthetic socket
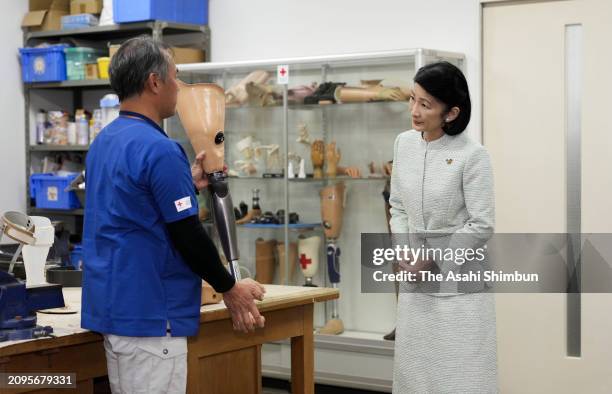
[176,80,241,280]
[320,183,346,240]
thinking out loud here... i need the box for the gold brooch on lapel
[446,159,453,165]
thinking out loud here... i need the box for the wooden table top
[0,285,339,357]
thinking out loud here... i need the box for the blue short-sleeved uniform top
[81,111,201,337]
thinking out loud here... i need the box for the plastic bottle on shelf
[35,110,47,145]
[100,94,120,128]
[75,109,89,146]
[67,121,77,145]
[90,109,103,142]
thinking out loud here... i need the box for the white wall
[0,1,481,230]
[0,1,27,232]
[209,0,481,139]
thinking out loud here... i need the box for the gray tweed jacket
[389,130,495,294]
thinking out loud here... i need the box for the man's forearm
[166,215,235,293]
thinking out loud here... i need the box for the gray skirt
[392,292,498,394]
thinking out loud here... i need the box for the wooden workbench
[0,285,338,394]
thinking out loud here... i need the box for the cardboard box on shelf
[70,0,102,15]
[109,44,206,64]
[22,0,70,32]
[108,44,120,59]
[172,47,206,64]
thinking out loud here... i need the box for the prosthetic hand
[176,81,241,280]
[325,142,341,178]
[311,140,325,179]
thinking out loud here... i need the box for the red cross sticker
[299,254,312,270]
[277,64,289,85]
[177,201,183,207]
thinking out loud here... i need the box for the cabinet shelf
[29,145,90,152]
[229,176,388,182]
[240,223,320,230]
[226,100,410,113]
[28,207,84,216]
[24,21,209,43]
[25,79,110,90]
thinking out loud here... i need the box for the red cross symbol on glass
[299,254,312,270]
[280,68,287,76]
[177,201,183,207]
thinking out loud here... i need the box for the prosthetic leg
[176,81,241,280]
[318,183,346,335]
[297,235,321,286]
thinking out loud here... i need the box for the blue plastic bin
[70,245,84,270]
[30,173,82,210]
[61,14,99,30]
[19,45,68,83]
[113,0,208,25]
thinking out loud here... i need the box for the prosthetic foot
[298,235,321,286]
[255,238,277,284]
[318,242,344,335]
[318,318,344,335]
[176,81,241,279]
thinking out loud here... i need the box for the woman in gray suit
[390,62,498,393]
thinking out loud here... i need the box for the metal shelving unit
[23,22,211,226]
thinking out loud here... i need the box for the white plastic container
[100,94,120,128]
[22,216,54,287]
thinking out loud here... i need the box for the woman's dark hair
[109,36,172,101]
[413,61,471,135]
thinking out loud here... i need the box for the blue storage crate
[30,173,82,210]
[19,45,68,83]
[61,14,99,30]
[114,0,208,25]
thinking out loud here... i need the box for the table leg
[291,303,314,394]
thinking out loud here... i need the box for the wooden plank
[200,285,339,323]
[0,333,102,359]
[291,303,314,394]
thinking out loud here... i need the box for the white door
[483,0,612,392]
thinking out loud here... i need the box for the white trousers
[103,334,188,394]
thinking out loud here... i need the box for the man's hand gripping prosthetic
[176,81,241,280]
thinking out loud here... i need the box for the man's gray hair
[109,36,172,101]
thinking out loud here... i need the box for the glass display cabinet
[175,48,464,391]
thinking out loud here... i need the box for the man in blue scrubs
[82,36,265,393]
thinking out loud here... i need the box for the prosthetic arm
[176,80,241,280]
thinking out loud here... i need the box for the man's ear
[144,73,162,95]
